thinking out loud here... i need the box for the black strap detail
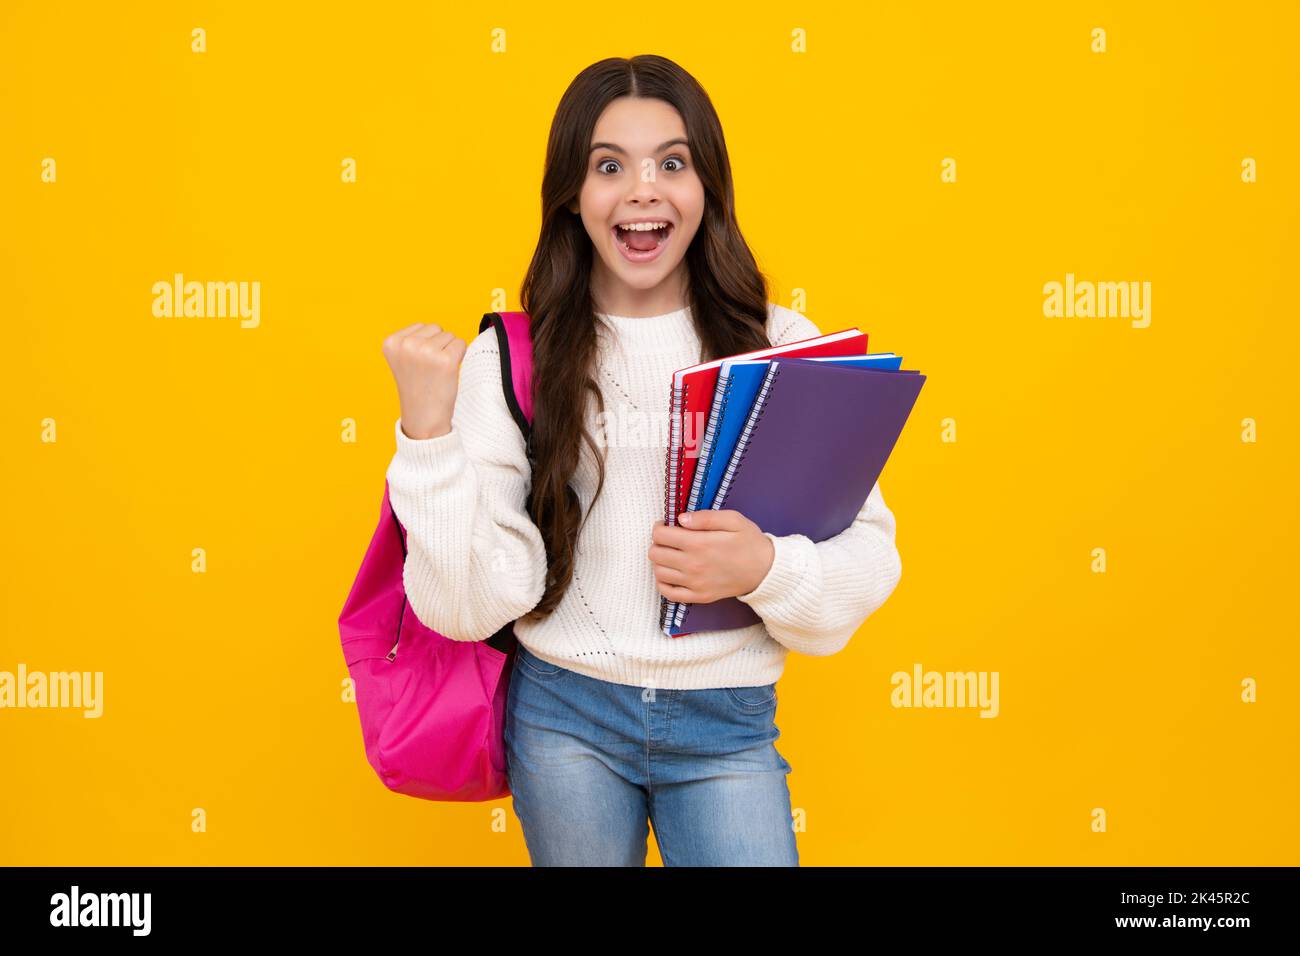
[479,313,531,443]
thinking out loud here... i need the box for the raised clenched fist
[382,323,469,440]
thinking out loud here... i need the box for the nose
[626,168,662,204]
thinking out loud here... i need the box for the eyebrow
[589,138,690,155]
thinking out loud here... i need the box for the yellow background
[2,1,1296,865]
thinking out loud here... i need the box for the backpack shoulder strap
[478,311,533,439]
[475,313,533,650]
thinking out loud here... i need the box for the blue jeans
[505,642,799,866]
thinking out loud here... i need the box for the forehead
[591,97,688,150]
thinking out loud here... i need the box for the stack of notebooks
[660,325,926,636]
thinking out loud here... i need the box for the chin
[617,265,673,288]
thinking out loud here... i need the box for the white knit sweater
[385,302,903,690]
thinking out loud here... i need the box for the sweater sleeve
[736,480,902,656]
[384,325,547,642]
[732,304,904,656]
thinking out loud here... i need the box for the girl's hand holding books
[382,322,469,440]
[647,510,776,605]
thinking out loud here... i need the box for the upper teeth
[617,222,669,231]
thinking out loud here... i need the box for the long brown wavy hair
[518,54,774,623]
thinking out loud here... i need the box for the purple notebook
[668,356,926,636]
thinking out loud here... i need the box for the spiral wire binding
[660,379,691,630]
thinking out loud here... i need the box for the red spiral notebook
[660,326,868,631]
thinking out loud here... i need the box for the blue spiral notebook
[665,353,904,632]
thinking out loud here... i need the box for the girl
[381,55,902,866]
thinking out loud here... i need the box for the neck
[590,264,690,318]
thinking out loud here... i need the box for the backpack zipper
[388,503,408,662]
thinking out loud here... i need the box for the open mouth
[612,221,674,262]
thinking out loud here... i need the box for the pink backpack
[338,311,534,801]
